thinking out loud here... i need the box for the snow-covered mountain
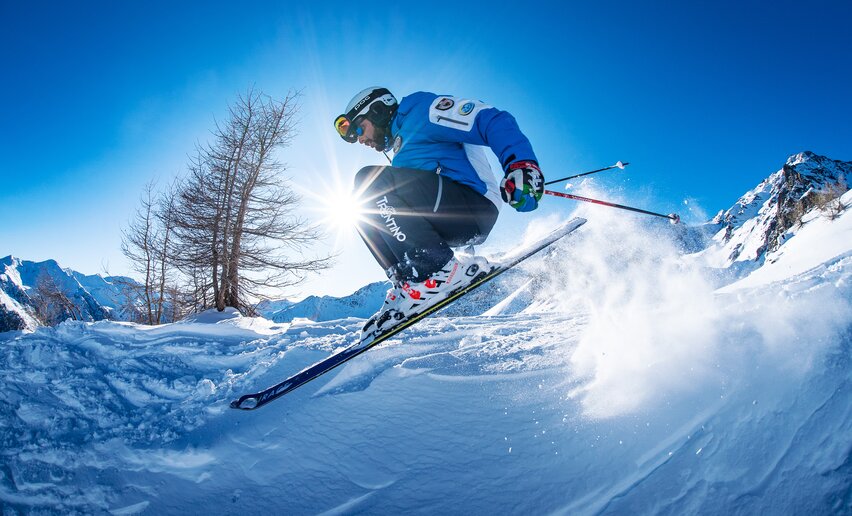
[1,152,850,513]
[69,270,138,316]
[254,297,295,317]
[696,151,850,271]
[258,281,389,323]
[0,256,139,332]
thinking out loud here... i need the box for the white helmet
[334,87,398,145]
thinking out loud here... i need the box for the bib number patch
[429,96,490,132]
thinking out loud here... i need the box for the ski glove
[500,160,544,212]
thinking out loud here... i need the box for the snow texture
[1,153,850,514]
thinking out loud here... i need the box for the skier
[334,87,544,335]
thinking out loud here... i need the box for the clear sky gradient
[2,1,850,298]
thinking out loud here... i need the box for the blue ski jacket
[390,91,537,207]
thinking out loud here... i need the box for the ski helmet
[333,87,397,146]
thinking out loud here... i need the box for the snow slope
[1,196,850,514]
[719,188,852,292]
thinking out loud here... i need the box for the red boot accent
[402,282,421,300]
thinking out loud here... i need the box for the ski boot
[361,254,492,337]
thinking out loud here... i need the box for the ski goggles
[334,114,364,143]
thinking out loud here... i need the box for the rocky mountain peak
[707,151,850,268]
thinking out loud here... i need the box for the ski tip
[230,395,259,410]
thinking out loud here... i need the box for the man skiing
[334,87,544,336]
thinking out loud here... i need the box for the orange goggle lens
[334,115,363,143]
[334,115,350,137]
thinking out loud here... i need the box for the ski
[230,217,587,410]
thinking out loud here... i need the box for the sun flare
[320,187,366,230]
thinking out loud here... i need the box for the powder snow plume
[537,183,852,420]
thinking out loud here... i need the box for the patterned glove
[500,160,544,212]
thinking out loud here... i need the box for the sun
[319,186,366,231]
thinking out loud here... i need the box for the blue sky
[2,1,850,298]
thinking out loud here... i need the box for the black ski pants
[353,165,499,282]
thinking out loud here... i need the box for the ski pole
[544,161,629,186]
[544,190,681,224]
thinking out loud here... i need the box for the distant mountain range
[0,257,139,332]
[4,151,849,333]
[256,281,389,323]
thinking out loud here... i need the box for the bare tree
[815,180,849,220]
[121,179,184,325]
[171,89,331,312]
[122,181,158,324]
[31,274,81,325]
[153,178,179,322]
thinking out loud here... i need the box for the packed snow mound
[181,306,243,324]
[2,200,850,513]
